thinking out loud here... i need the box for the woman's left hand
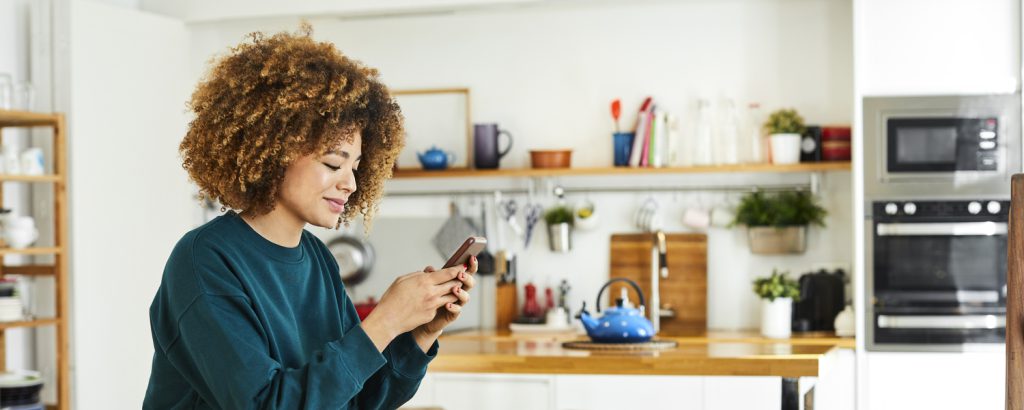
[415,255,478,336]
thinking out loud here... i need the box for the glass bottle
[719,99,740,165]
[745,103,765,163]
[693,99,713,166]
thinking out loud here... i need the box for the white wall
[68,1,192,408]
[191,0,855,331]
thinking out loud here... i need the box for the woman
[143,26,475,409]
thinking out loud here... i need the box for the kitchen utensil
[432,202,480,259]
[634,197,660,231]
[473,124,513,169]
[529,149,572,169]
[326,234,375,287]
[709,206,735,228]
[19,148,43,176]
[611,98,622,132]
[499,199,523,237]
[682,207,711,230]
[577,278,655,343]
[494,250,517,332]
[520,281,543,322]
[792,269,846,332]
[3,217,37,249]
[523,203,542,248]
[417,146,456,170]
[610,233,708,334]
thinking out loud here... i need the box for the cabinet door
[555,375,704,410]
[428,373,555,410]
[859,0,1019,95]
[704,376,781,410]
[866,351,1004,410]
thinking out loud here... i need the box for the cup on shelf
[20,148,44,176]
[3,145,19,175]
[0,74,11,110]
[3,216,38,249]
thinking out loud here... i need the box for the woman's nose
[337,169,357,193]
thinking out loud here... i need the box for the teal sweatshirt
[144,211,436,409]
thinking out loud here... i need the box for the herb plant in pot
[544,205,574,252]
[764,109,806,165]
[754,269,801,339]
[732,190,826,254]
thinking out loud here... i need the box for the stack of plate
[0,298,23,322]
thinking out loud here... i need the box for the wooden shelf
[0,317,60,330]
[0,110,62,128]
[0,247,61,256]
[0,174,62,183]
[3,264,56,276]
[392,161,851,179]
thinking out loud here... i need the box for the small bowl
[529,149,572,169]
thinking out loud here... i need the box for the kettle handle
[595,278,645,313]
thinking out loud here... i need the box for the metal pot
[547,222,572,252]
[747,226,807,254]
[326,235,375,286]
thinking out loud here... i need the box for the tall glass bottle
[719,99,740,165]
[744,103,765,163]
[693,99,713,166]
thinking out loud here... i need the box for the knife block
[493,251,517,333]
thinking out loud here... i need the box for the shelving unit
[392,161,851,179]
[0,109,70,410]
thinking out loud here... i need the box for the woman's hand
[414,255,478,340]
[360,264,468,352]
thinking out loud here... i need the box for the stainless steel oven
[864,94,1020,199]
[866,199,1008,351]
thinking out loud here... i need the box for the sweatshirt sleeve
[347,297,438,410]
[160,293,387,409]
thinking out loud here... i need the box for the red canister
[821,126,851,161]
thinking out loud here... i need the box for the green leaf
[752,269,801,301]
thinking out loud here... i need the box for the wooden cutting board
[609,233,707,334]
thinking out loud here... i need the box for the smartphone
[443,236,488,269]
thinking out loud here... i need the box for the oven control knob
[885,203,899,215]
[903,202,917,215]
[987,201,1001,214]
[968,201,982,215]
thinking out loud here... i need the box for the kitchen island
[402,331,854,410]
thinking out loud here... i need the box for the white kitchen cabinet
[865,351,1004,410]
[406,373,556,410]
[703,376,781,410]
[857,0,1020,95]
[555,374,704,410]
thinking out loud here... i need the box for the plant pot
[747,226,807,254]
[761,297,793,339]
[769,133,801,165]
[546,222,572,252]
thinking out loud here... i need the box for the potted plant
[753,269,801,339]
[732,190,826,254]
[544,205,574,252]
[763,108,806,165]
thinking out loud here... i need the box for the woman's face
[278,131,362,228]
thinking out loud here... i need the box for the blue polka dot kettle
[576,278,655,343]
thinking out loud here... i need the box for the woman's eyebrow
[328,150,362,160]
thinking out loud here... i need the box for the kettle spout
[576,301,599,335]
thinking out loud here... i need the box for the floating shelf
[0,317,61,330]
[0,174,63,183]
[392,162,851,179]
[0,247,62,256]
[0,110,62,128]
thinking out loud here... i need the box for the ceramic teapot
[416,146,456,170]
[577,278,655,343]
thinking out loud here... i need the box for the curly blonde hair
[180,24,404,230]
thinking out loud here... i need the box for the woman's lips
[325,198,346,213]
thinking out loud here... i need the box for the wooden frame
[391,88,473,171]
[1008,174,1023,410]
[0,109,70,410]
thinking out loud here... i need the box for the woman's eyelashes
[323,162,342,171]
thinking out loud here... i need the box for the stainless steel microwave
[864,94,1021,198]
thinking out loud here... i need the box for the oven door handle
[876,222,1007,236]
[877,315,1006,329]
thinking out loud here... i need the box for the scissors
[499,199,523,237]
[523,203,542,247]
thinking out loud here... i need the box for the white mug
[709,207,736,228]
[19,148,43,176]
[682,207,710,230]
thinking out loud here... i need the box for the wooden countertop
[429,330,853,378]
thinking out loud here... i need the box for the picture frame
[392,88,472,171]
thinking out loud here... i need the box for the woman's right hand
[359,265,466,351]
